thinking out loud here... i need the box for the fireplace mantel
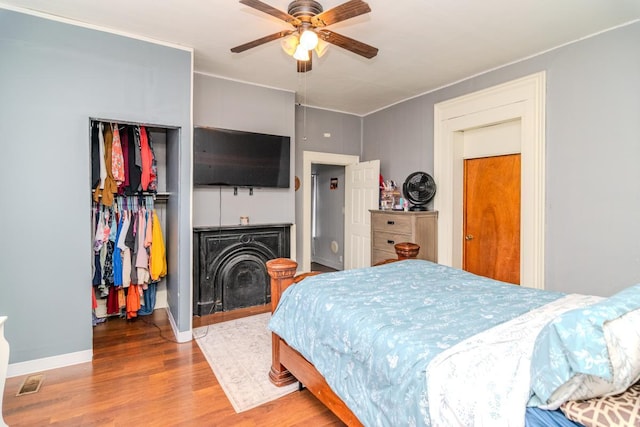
[193,224,291,316]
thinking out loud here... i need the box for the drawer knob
[387,220,395,225]
[387,239,395,244]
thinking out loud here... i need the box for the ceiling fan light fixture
[231,0,378,71]
[281,34,299,56]
[293,44,310,61]
[314,38,329,57]
[299,29,318,51]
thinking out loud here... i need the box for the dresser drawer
[372,230,412,251]
[370,210,438,265]
[371,213,412,231]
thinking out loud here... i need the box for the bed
[265,244,640,427]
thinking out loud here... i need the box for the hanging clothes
[129,210,139,286]
[126,125,142,195]
[117,288,126,311]
[93,122,107,203]
[138,282,157,316]
[117,126,130,195]
[106,285,119,315]
[112,213,124,287]
[136,209,150,286]
[92,208,104,288]
[91,123,101,189]
[97,212,109,297]
[126,284,141,319]
[149,210,167,282]
[97,122,107,190]
[91,121,156,198]
[132,126,143,193]
[111,123,125,185]
[146,127,158,192]
[90,120,165,321]
[94,124,118,206]
[117,210,132,288]
[139,126,153,191]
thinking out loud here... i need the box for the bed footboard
[264,258,298,387]
[265,242,420,426]
[265,258,362,425]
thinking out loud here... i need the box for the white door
[344,160,380,269]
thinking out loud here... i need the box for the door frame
[302,151,360,273]
[434,72,546,289]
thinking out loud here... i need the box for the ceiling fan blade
[311,0,371,27]
[231,30,294,53]
[239,0,301,26]
[297,54,312,73]
[318,29,378,59]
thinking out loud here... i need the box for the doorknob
[465,234,474,241]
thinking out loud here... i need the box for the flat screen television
[193,126,291,188]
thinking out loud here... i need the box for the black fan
[402,172,436,211]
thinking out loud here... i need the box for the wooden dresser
[370,210,438,265]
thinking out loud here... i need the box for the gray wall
[364,96,433,189]
[192,89,362,264]
[312,164,345,270]
[0,9,192,364]
[294,106,362,262]
[192,73,295,227]
[363,21,640,297]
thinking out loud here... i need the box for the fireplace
[193,224,291,316]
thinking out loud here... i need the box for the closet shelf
[155,193,170,202]
[91,191,170,203]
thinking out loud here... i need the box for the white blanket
[426,293,603,427]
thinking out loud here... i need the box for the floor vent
[16,374,44,396]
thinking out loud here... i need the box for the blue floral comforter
[268,260,564,426]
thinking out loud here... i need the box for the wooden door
[463,154,520,284]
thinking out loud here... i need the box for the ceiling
[3,0,640,115]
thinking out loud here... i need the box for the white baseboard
[7,349,93,378]
[166,307,192,343]
[6,306,188,379]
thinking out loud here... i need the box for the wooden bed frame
[265,242,421,426]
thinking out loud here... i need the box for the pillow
[528,284,640,409]
[560,381,640,427]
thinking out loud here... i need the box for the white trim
[194,71,296,95]
[6,308,190,380]
[7,350,92,378]
[434,72,546,289]
[0,3,193,53]
[302,151,359,273]
[363,20,639,117]
[297,103,362,118]
[188,43,195,333]
[290,223,297,262]
[166,307,192,343]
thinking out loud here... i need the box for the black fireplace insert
[193,224,291,316]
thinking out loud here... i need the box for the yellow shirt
[149,210,167,281]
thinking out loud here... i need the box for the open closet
[90,118,180,324]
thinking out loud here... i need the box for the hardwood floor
[2,307,345,426]
[310,263,339,273]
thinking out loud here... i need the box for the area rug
[193,312,299,413]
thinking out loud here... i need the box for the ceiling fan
[231,0,378,72]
